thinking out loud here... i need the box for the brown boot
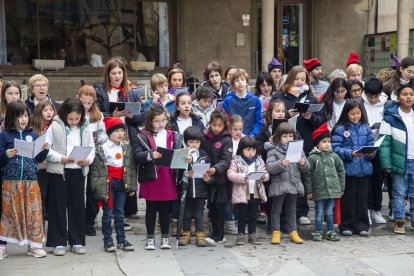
[394,219,405,234]
[178,231,191,246]
[236,233,245,245]
[248,233,261,245]
[195,231,207,247]
[191,220,196,236]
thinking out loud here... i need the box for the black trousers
[209,201,226,240]
[236,196,260,234]
[145,200,171,237]
[37,169,49,221]
[46,169,86,247]
[124,193,138,216]
[368,155,384,211]
[85,172,98,228]
[339,176,370,234]
[183,198,205,232]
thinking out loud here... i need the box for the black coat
[170,114,205,133]
[255,125,272,161]
[25,96,60,117]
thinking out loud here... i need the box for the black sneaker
[104,240,116,252]
[117,240,134,251]
[86,227,96,236]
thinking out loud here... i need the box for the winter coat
[192,100,214,127]
[89,141,137,202]
[201,129,233,202]
[130,129,182,201]
[223,91,263,137]
[379,102,414,175]
[331,122,375,177]
[255,125,272,161]
[94,82,145,127]
[303,147,345,201]
[170,114,205,134]
[0,129,48,181]
[143,94,176,114]
[201,80,233,99]
[266,143,310,197]
[25,95,60,118]
[272,90,324,154]
[310,80,330,97]
[227,155,268,204]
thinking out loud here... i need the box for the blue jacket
[0,129,48,181]
[331,122,375,177]
[222,92,262,136]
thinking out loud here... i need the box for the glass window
[2,0,169,67]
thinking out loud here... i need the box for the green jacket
[304,147,345,201]
[90,141,137,201]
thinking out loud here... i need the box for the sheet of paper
[307,103,324,113]
[285,140,304,162]
[69,146,92,162]
[14,139,34,158]
[247,171,267,180]
[33,132,47,157]
[170,148,190,169]
[288,114,299,130]
[374,135,385,147]
[192,163,211,178]
[125,102,141,114]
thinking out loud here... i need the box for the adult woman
[25,74,60,116]
[167,68,186,95]
[201,61,232,99]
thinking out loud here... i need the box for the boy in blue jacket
[223,69,262,137]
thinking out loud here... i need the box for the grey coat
[266,143,310,197]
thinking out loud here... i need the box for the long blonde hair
[78,85,102,123]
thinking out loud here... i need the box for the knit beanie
[303,58,322,72]
[268,57,283,72]
[346,52,360,67]
[104,117,125,137]
[391,54,400,70]
[312,122,331,146]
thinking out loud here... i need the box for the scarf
[111,85,127,100]
[241,153,258,165]
[288,84,309,97]
[400,78,411,85]
[278,143,288,152]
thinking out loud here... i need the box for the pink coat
[227,155,269,204]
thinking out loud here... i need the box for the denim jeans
[314,199,336,233]
[102,178,127,243]
[392,159,414,220]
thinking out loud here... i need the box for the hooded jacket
[143,93,176,114]
[360,92,392,139]
[192,100,214,127]
[222,91,263,137]
[25,95,60,117]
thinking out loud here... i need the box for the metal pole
[397,0,410,58]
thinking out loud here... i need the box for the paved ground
[2,194,414,275]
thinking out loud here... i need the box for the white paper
[288,114,299,130]
[33,132,47,157]
[191,163,211,178]
[14,132,47,159]
[247,171,267,180]
[374,135,386,147]
[125,102,141,114]
[307,103,325,113]
[69,146,92,162]
[285,140,304,162]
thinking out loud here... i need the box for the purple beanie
[268,57,283,72]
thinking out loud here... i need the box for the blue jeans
[314,199,336,233]
[393,159,414,220]
[102,178,127,243]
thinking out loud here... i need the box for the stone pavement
[2,195,414,276]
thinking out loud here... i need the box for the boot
[225,220,238,235]
[236,233,245,245]
[289,230,304,244]
[178,231,191,246]
[191,220,196,236]
[196,231,207,247]
[248,233,261,245]
[271,230,281,244]
[394,219,405,234]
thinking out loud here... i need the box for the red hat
[104,117,125,137]
[346,52,360,67]
[312,122,331,146]
[303,58,322,72]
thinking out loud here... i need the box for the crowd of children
[0,53,413,261]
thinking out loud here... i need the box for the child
[0,100,49,259]
[331,99,375,237]
[223,69,263,137]
[178,126,211,247]
[379,86,414,234]
[361,78,391,224]
[78,85,108,236]
[321,78,349,129]
[201,108,233,244]
[266,122,309,244]
[192,86,215,128]
[255,72,276,119]
[45,97,95,256]
[32,100,56,224]
[90,117,137,252]
[383,57,414,100]
[304,123,345,241]
[130,103,182,250]
[144,73,175,113]
[347,79,364,100]
[170,92,204,134]
[201,61,232,99]
[0,80,22,126]
[227,136,269,245]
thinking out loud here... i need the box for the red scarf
[111,85,127,101]
[105,166,124,208]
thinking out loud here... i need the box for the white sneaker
[27,247,47,258]
[205,237,216,246]
[0,245,7,261]
[371,210,386,224]
[299,216,311,225]
[368,210,372,225]
[144,237,155,250]
[388,213,395,221]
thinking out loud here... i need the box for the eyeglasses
[34,84,48,88]
[153,119,168,126]
[350,88,362,93]
[334,89,347,95]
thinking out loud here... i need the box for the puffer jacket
[200,80,233,99]
[266,143,310,197]
[89,141,137,202]
[379,102,414,175]
[192,100,214,128]
[303,147,345,201]
[227,155,268,204]
[331,122,375,177]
